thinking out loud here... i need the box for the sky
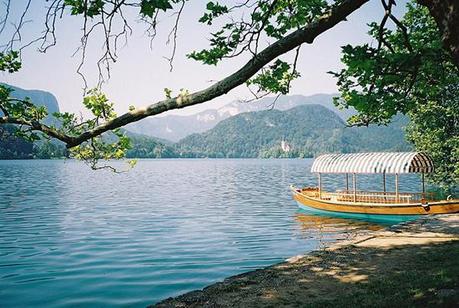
[0,0,408,117]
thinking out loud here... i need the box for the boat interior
[298,187,435,204]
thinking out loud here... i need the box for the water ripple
[0,159,421,306]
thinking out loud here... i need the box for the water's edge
[152,214,459,307]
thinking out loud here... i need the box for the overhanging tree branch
[1,0,369,149]
[68,0,369,148]
[0,116,74,143]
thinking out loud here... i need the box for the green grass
[311,242,459,307]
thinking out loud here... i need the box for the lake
[0,159,423,306]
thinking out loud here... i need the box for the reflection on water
[0,159,415,307]
[296,213,384,232]
[295,213,384,248]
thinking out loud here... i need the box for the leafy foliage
[1,126,178,160]
[63,0,177,18]
[199,2,228,25]
[332,2,459,187]
[0,85,48,142]
[64,0,105,17]
[247,60,300,95]
[140,0,174,17]
[191,0,328,63]
[406,93,459,189]
[0,51,21,73]
[188,0,328,93]
[62,90,135,170]
[0,73,135,169]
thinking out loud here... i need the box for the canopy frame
[311,152,434,201]
[311,152,434,174]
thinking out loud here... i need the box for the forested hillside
[123,131,178,158]
[175,105,410,158]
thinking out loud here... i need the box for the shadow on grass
[152,227,459,307]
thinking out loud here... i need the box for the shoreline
[152,214,459,307]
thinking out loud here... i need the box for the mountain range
[127,94,355,142]
[175,104,410,158]
[0,85,411,159]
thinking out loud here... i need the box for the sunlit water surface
[0,159,423,306]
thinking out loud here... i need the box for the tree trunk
[418,0,459,69]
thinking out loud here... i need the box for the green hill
[122,130,178,158]
[175,105,410,158]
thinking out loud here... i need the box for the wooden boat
[291,152,459,221]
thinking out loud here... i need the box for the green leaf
[140,0,173,17]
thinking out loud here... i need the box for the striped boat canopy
[311,152,434,174]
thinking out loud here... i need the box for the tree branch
[2,0,370,149]
[417,0,459,69]
[0,116,75,143]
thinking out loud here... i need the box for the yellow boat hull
[291,186,459,216]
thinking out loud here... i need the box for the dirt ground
[152,214,459,307]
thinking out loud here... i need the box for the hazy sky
[0,0,407,116]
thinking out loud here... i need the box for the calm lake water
[0,159,424,307]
